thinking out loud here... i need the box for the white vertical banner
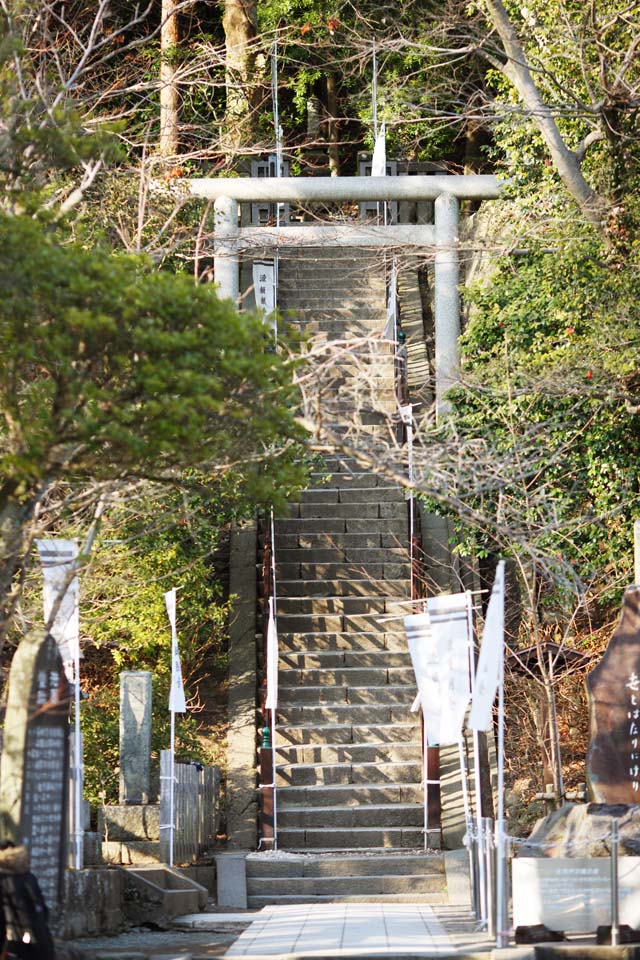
[371,121,386,176]
[403,612,441,745]
[264,597,279,710]
[165,588,186,714]
[253,259,277,331]
[468,560,506,731]
[426,593,472,744]
[384,258,397,341]
[404,592,471,746]
[36,539,79,676]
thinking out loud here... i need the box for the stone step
[276,536,408,552]
[277,684,415,706]
[246,871,444,898]
[245,852,443,878]
[247,892,444,907]
[276,596,409,616]
[278,651,412,670]
[317,456,373,472]
[275,612,407,634]
[278,667,415,687]
[279,502,406,520]
[276,703,416,725]
[276,721,420,746]
[276,560,410,579]
[299,487,404,504]
[277,802,424,830]
[275,519,408,537]
[275,782,423,806]
[277,632,408,652]
[284,309,387,325]
[307,472,394,489]
[275,546,408,566]
[275,741,421,764]
[288,328,390,344]
[276,759,421,788]
[276,578,411,598]
[276,826,428,850]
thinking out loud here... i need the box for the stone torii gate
[188,174,504,413]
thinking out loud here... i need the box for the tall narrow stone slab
[586,585,640,803]
[119,671,152,804]
[0,629,71,909]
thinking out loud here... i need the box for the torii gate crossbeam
[188,175,505,415]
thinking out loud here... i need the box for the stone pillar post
[119,671,152,805]
[434,192,460,419]
[214,196,240,303]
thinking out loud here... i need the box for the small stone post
[119,671,152,805]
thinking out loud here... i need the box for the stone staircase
[247,249,446,907]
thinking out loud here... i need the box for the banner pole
[467,591,487,927]
[73,651,83,869]
[496,629,508,947]
[169,707,175,868]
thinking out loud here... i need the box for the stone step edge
[277,802,424,814]
[276,781,424,791]
[246,894,446,905]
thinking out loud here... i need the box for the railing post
[259,724,275,849]
[611,818,620,945]
[484,816,496,939]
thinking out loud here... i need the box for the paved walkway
[224,903,454,957]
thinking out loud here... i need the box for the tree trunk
[326,73,340,177]
[160,0,180,158]
[483,0,605,228]
[222,0,258,150]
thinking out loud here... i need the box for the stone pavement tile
[224,902,462,957]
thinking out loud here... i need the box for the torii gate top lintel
[188,174,504,203]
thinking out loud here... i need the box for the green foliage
[0,212,307,511]
[445,233,640,620]
[79,481,241,805]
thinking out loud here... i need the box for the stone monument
[586,584,640,803]
[0,629,71,909]
[119,670,152,804]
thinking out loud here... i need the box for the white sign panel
[252,259,276,324]
[513,857,640,932]
[468,560,505,731]
[165,588,186,713]
[36,539,79,671]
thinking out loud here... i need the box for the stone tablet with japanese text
[586,585,640,803]
[0,630,71,910]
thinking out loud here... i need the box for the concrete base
[55,868,125,938]
[216,851,248,909]
[122,866,208,928]
[99,804,160,841]
[444,848,471,906]
[102,839,162,864]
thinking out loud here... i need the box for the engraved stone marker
[586,585,640,803]
[119,671,152,804]
[0,630,71,909]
